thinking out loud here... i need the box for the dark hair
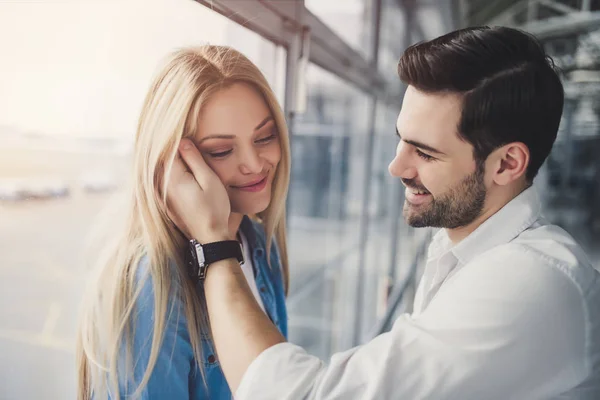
[398,26,564,182]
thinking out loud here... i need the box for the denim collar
[240,215,266,261]
[239,215,280,325]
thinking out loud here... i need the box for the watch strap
[188,239,244,281]
[203,240,244,265]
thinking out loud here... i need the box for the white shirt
[236,187,600,399]
[239,231,266,314]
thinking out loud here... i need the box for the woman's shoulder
[132,254,188,319]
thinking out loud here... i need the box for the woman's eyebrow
[198,134,235,144]
[254,116,273,131]
[199,116,274,144]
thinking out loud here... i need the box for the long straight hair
[75,45,291,400]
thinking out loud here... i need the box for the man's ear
[488,142,529,186]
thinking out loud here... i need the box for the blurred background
[1,0,599,398]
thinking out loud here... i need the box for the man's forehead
[397,87,463,145]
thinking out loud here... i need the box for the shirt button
[207,354,216,364]
[260,287,267,293]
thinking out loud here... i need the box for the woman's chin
[231,199,271,216]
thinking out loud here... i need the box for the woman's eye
[208,149,233,158]
[416,149,435,161]
[255,133,277,144]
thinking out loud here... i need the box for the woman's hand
[167,138,232,243]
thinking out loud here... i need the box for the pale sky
[0,0,284,139]
[0,0,423,140]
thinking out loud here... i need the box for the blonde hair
[75,45,291,400]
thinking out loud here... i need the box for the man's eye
[416,149,435,161]
[209,149,232,158]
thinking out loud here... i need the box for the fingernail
[180,140,191,150]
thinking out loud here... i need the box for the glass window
[0,1,285,399]
[306,0,374,59]
[378,0,407,93]
[355,103,399,341]
[286,63,371,357]
[378,0,456,95]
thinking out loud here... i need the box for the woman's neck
[228,212,244,239]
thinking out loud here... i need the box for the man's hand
[168,141,285,394]
[167,138,232,243]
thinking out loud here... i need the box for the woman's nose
[239,148,264,174]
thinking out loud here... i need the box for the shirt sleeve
[235,247,587,400]
[121,270,194,399]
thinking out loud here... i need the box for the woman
[76,45,291,400]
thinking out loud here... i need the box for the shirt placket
[420,252,458,312]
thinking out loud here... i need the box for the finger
[170,153,187,177]
[165,150,189,196]
[178,138,217,189]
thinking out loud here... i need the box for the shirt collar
[450,186,542,265]
[428,229,452,259]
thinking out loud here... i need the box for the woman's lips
[232,176,268,192]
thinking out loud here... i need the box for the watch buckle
[193,241,207,280]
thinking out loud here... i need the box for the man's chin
[405,218,430,228]
[403,210,429,228]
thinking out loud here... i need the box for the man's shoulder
[452,233,597,328]
[512,221,593,272]
[468,221,599,296]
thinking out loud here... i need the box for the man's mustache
[401,178,429,193]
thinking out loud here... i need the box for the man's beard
[403,165,486,229]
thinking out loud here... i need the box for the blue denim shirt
[121,216,287,399]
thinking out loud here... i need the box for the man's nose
[388,142,417,180]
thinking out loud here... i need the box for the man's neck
[446,183,529,244]
[446,206,497,244]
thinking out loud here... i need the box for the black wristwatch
[187,239,244,281]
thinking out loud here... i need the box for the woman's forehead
[196,83,272,139]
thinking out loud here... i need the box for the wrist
[187,237,243,282]
[205,257,242,280]
[191,229,234,244]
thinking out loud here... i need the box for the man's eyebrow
[199,116,274,144]
[396,126,447,156]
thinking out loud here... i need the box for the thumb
[178,138,215,188]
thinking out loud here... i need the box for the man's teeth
[412,189,429,195]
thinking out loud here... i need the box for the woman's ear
[490,142,529,186]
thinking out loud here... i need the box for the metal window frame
[482,0,600,40]
[195,0,397,107]
[352,0,384,346]
[193,0,423,349]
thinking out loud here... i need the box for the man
[169,26,600,399]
